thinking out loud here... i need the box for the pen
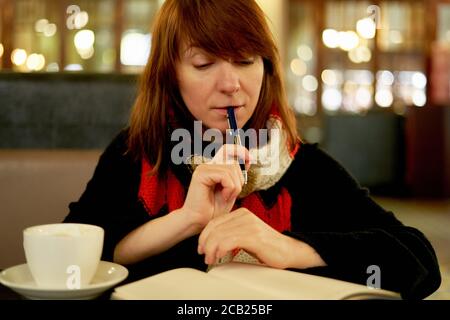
[226,107,247,185]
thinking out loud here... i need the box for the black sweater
[63,130,441,299]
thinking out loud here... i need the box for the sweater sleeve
[63,130,151,262]
[283,144,441,300]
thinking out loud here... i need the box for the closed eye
[194,63,213,70]
[236,60,255,66]
[234,58,255,67]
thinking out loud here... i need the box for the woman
[64,0,441,299]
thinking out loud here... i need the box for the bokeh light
[11,49,27,66]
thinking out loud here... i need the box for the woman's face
[176,46,264,133]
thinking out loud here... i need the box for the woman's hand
[181,144,251,233]
[197,208,327,269]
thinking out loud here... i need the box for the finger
[215,237,238,262]
[195,165,238,201]
[198,219,217,254]
[225,146,252,182]
[229,162,243,198]
[208,225,249,264]
[214,188,235,217]
[198,213,237,254]
[213,144,252,168]
[198,219,215,255]
[220,169,239,202]
[212,162,243,200]
[202,224,241,265]
[210,146,251,189]
[226,144,251,166]
[214,164,242,201]
[201,228,220,265]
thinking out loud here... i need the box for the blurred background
[0,0,449,299]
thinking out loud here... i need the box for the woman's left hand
[198,208,327,269]
[197,208,288,269]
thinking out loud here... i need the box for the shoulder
[102,128,130,156]
[287,142,363,189]
[292,142,342,170]
[97,127,132,163]
[94,127,139,173]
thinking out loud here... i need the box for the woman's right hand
[113,145,251,265]
[181,144,251,233]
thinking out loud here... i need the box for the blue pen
[226,107,247,185]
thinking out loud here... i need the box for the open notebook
[111,262,401,300]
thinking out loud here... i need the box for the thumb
[214,187,235,217]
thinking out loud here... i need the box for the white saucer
[0,261,128,300]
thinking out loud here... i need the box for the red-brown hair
[128,0,299,176]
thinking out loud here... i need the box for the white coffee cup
[23,223,104,289]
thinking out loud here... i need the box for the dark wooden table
[0,283,22,300]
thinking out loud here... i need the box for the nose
[217,61,240,95]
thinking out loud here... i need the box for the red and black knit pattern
[138,158,292,232]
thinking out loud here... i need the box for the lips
[212,105,243,115]
[213,105,244,110]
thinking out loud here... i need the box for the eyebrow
[183,46,209,58]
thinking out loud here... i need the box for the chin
[201,121,227,133]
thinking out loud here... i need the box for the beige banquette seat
[0,149,101,269]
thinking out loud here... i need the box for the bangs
[175,0,272,61]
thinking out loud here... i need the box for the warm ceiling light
[322,29,339,48]
[339,31,359,51]
[74,29,95,51]
[11,49,27,66]
[356,18,376,39]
